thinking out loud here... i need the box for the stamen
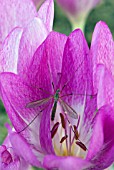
[73,125,79,140]
[60,135,68,143]
[51,122,60,139]
[60,113,66,129]
[76,115,80,129]
[68,125,72,155]
[76,141,87,151]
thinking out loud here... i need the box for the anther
[51,122,60,139]
[76,141,87,151]
[60,113,66,129]
[60,135,68,143]
[73,125,79,140]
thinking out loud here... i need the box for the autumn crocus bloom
[0,26,114,169]
[56,0,102,31]
[0,124,31,170]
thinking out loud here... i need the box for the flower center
[51,112,87,157]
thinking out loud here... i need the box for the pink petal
[96,64,114,109]
[59,29,90,117]
[86,105,114,169]
[38,0,54,32]
[43,155,92,170]
[10,132,41,167]
[0,0,37,46]
[47,31,67,89]
[91,21,114,88]
[17,17,48,74]
[0,27,23,73]
[40,103,55,154]
[0,73,36,131]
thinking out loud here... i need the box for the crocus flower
[56,0,102,31]
[0,21,114,170]
[0,124,31,170]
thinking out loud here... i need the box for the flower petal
[0,72,50,153]
[43,155,92,170]
[17,17,48,74]
[86,105,114,169]
[0,0,36,46]
[0,27,23,74]
[0,73,39,131]
[10,132,41,167]
[40,103,55,154]
[91,21,114,87]
[38,0,54,32]
[36,31,67,89]
[96,64,114,109]
[1,159,30,170]
[59,29,91,119]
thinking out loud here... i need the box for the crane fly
[26,59,94,122]
[26,88,78,121]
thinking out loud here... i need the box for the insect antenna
[47,62,55,92]
[60,93,97,99]
[38,87,52,95]
[52,82,55,91]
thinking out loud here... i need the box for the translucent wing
[26,96,53,108]
[59,98,78,119]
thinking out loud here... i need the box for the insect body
[51,89,60,121]
[27,88,78,121]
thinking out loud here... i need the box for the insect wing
[26,96,53,108]
[59,98,78,119]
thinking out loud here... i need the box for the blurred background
[0,0,114,169]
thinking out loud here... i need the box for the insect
[27,87,78,121]
[26,58,96,122]
[23,58,96,134]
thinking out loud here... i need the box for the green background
[0,0,114,169]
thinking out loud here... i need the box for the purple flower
[0,124,31,170]
[56,0,102,31]
[0,22,114,170]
